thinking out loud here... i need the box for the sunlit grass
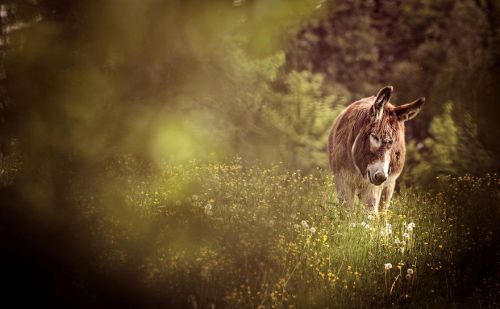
[83,158,499,308]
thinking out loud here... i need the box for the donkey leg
[380,180,396,211]
[359,185,383,213]
[334,172,356,208]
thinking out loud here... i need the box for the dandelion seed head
[384,263,392,270]
[407,268,414,275]
[310,227,316,234]
[301,220,309,229]
[403,232,410,239]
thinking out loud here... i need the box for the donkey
[327,86,425,212]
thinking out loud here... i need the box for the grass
[78,158,499,308]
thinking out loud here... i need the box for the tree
[404,101,493,185]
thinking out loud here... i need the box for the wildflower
[384,263,392,270]
[301,220,309,229]
[403,232,410,239]
[394,237,400,245]
[204,203,213,216]
[360,221,367,227]
[310,227,317,234]
[384,224,393,235]
[407,268,414,275]
[350,223,356,228]
[407,222,415,232]
[367,214,374,221]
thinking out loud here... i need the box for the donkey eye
[370,133,378,141]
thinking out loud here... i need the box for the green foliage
[262,71,345,169]
[404,102,494,185]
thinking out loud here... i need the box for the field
[73,158,500,308]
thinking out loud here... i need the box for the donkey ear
[395,97,426,122]
[371,86,393,120]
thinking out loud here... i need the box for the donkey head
[354,86,425,185]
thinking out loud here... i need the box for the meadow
[78,158,500,308]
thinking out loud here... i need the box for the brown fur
[328,88,425,212]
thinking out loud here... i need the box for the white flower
[204,204,213,216]
[394,237,400,245]
[407,222,416,232]
[301,220,309,229]
[407,268,414,275]
[310,227,317,234]
[403,232,410,239]
[360,221,367,227]
[386,224,392,230]
[367,214,374,221]
[384,263,392,270]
